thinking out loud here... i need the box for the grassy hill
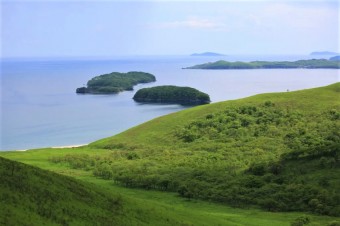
[1,152,339,226]
[92,82,340,147]
[2,156,229,226]
[0,156,123,226]
[88,82,340,215]
[1,83,340,225]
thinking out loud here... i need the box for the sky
[1,0,339,58]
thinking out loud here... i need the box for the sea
[1,55,339,151]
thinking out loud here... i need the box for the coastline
[3,56,338,152]
[15,144,88,152]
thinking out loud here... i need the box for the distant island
[133,86,210,105]
[191,52,225,57]
[329,55,340,61]
[310,51,339,56]
[76,71,156,94]
[184,59,340,69]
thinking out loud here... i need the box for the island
[184,59,340,69]
[310,51,339,56]
[76,71,156,94]
[191,52,225,56]
[133,85,210,105]
[329,55,340,61]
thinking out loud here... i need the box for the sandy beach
[15,144,88,152]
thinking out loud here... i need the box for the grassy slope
[91,82,340,148]
[0,156,124,226]
[1,83,340,225]
[1,150,337,226]
[2,154,237,226]
[88,83,340,216]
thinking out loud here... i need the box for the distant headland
[133,85,210,105]
[329,56,340,61]
[191,52,225,57]
[184,59,340,69]
[310,51,339,56]
[76,71,156,94]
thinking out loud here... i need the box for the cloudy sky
[1,0,339,57]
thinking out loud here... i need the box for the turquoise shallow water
[1,55,339,150]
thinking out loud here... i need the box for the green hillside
[89,82,340,215]
[1,156,216,226]
[1,151,339,226]
[0,157,123,226]
[1,83,340,225]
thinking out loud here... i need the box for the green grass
[0,156,123,226]
[1,150,338,226]
[1,83,340,225]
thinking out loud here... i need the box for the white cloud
[260,3,337,29]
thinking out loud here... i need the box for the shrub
[328,221,340,226]
[290,215,310,226]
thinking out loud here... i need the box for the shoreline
[15,144,88,152]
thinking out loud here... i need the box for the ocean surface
[1,55,339,151]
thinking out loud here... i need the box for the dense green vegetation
[1,83,340,225]
[185,59,340,69]
[133,85,210,105]
[0,157,123,226]
[76,71,156,94]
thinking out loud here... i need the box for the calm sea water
[1,55,339,151]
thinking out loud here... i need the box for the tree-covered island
[76,71,156,94]
[184,59,340,69]
[133,86,210,105]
